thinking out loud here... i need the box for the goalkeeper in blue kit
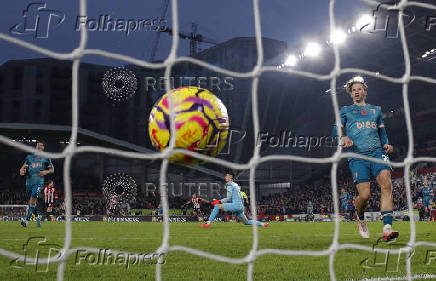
[200,172,268,227]
[19,141,54,227]
[333,76,398,242]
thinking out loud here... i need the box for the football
[148,86,229,164]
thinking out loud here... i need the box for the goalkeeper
[333,76,398,242]
[200,172,268,228]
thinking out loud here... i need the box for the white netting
[1,0,436,280]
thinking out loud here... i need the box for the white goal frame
[1,0,436,280]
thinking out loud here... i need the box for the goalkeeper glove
[211,200,221,206]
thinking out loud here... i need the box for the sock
[32,205,39,217]
[245,220,264,226]
[381,211,393,226]
[208,205,220,223]
[356,200,365,220]
[357,209,365,221]
[25,205,35,221]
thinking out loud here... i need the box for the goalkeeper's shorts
[222,202,244,213]
[348,149,391,184]
[223,202,247,222]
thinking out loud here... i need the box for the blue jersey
[338,104,387,154]
[24,154,53,186]
[422,186,434,199]
[221,181,242,204]
[340,192,350,205]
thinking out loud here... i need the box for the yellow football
[148,86,229,164]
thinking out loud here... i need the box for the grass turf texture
[0,221,435,281]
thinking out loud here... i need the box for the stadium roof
[0,123,225,178]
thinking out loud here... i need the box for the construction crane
[148,0,170,61]
[162,21,218,57]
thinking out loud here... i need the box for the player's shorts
[25,183,43,201]
[45,202,53,210]
[307,207,313,214]
[222,202,249,222]
[36,198,47,215]
[424,198,433,208]
[340,203,347,212]
[348,149,391,184]
[223,202,244,213]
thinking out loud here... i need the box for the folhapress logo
[10,3,65,38]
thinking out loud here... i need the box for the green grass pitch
[0,221,435,281]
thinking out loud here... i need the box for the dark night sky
[1,0,436,183]
[0,0,371,66]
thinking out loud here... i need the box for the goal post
[1,0,436,280]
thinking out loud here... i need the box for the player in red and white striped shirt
[183,194,209,219]
[107,195,119,216]
[43,180,56,204]
[42,180,57,221]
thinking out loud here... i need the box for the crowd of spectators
[256,181,333,215]
[256,170,436,215]
[0,189,26,205]
[1,168,435,217]
[70,198,106,215]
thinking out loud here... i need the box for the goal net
[1,0,436,281]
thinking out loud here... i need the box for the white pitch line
[344,274,436,281]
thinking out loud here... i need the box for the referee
[241,189,249,215]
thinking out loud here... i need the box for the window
[33,100,42,121]
[13,67,23,91]
[10,100,21,121]
[35,82,43,97]
[0,72,3,98]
